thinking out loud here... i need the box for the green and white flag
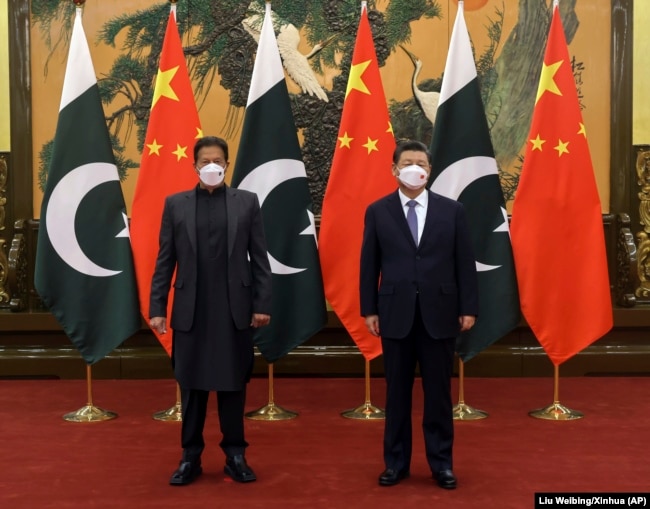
[34,8,140,365]
[231,2,327,363]
[429,4,520,362]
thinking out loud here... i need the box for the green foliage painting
[32,0,581,212]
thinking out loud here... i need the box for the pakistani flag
[429,4,520,362]
[231,2,327,363]
[34,8,140,365]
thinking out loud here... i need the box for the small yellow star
[346,60,371,98]
[195,127,204,139]
[172,144,188,161]
[536,60,563,104]
[577,123,587,137]
[363,137,379,154]
[554,139,569,157]
[152,66,180,109]
[386,121,394,135]
[147,139,163,156]
[530,134,545,151]
[338,132,354,149]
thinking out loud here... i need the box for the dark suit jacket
[360,189,478,339]
[149,185,272,331]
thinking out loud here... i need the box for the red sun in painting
[453,0,489,10]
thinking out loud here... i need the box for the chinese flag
[130,7,202,355]
[319,5,396,361]
[510,4,612,366]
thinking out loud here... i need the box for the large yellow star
[363,137,379,154]
[338,132,353,149]
[147,139,163,156]
[554,139,569,157]
[345,60,371,98]
[172,144,188,161]
[535,60,563,104]
[152,66,180,109]
[578,122,587,137]
[530,134,545,151]
[195,127,204,139]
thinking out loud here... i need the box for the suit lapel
[225,186,238,258]
[386,191,418,249]
[419,190,438,247]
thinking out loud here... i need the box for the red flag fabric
[130,7,202,355]
[510,4,612,366]
[319,5,396,361]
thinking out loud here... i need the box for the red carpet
[1,377,648,508]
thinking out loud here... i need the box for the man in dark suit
[360,139,478,489]
[150,136,272,486]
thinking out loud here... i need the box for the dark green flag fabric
[231,4,327,363]
[429,6,520,362]
[34,11,140,365]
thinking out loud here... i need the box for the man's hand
[150,316,167,335]
[251,313,271,328]
[365,315,380,337]
[459,315,476,332]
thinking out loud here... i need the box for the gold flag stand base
[453,402,488,421]
[529,365,584,421]
[453,360,488,420]
[246,402,298,421]
[63,405,117,423]
[245,363,298,421]
[529,402,583,421]
[153,402,182,422]
[341,359,385,420]
[341,401,385,420]
[63,366,117,422]
[153,384,182,421]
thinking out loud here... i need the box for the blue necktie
[406,200,418,246]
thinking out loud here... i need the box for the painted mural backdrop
[30,0,611,216]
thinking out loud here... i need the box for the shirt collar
[398,188,428,208]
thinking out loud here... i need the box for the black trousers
[180,387,248,463]
[381,305,455,474]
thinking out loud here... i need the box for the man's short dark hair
[193,136,229,163]
[392,139,431,165]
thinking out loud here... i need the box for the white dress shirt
[398,188,428,244]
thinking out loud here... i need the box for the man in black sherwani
[150,136,272,486]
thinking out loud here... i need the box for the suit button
[415,255,421,260]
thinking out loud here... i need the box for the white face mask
[198,163,225,187]
[397,165,429,190]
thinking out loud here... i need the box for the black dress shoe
[378,468,410,486]
[169,460,202,486]
[224,454,257,483]
[434,469,457,489]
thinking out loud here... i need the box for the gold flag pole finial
[72,0,86,6]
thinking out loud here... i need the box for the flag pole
[529,364,584,420]
[152,382,182,421]
[453,359,488,420]
[246,363,298,421]
[341,359,385,420]
[63,365,117,422]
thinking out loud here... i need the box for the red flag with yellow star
[130,6,202,355]
[510,4,612,366]
[319,4,396,361]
